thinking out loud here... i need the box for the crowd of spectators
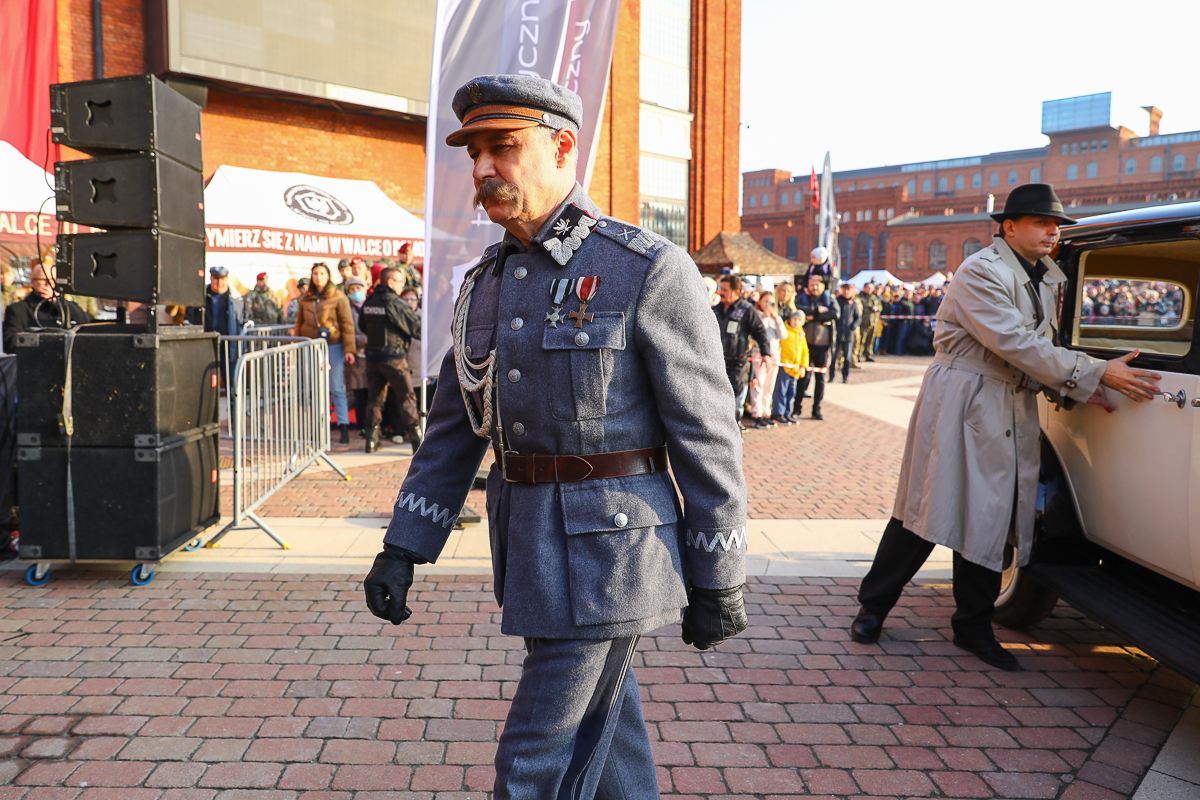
[1079,279,1184,326]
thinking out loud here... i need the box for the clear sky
[739,0,1200,180]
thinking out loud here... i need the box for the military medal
[570,276,601,328]
[546,277,576,328]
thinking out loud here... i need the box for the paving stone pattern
[0,571,1192,799]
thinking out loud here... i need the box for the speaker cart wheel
[25,564,50,587]
[131,565,155,586]
[184,538,203,552]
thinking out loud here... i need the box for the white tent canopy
[846,269,902,288]
[0,140,85,261]
[920,271,949,287]
[203,165,424,291]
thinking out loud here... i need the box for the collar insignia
[542,204,598,266]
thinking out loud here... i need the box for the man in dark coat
[362,74,748,800]
[2,263,93,352]
[186,266,246,335]
[713,273,771,430]
[796,274,837,419]
[834,282,862,382]
[359,266,422,452]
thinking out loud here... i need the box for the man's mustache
[474,178,520,208]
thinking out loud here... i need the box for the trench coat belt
[493,444,669,484]
[931,351,1043,392]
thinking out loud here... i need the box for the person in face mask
[344,276,370,435]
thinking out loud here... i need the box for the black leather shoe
[953,636,1021,671]
[811,408,824,420]
[850,607,884,644]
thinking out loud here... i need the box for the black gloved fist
[681,585,748,650]
[363,544,426,625]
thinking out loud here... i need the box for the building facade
[50,0,740,251]
[743,93,1200,280]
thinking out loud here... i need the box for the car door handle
[1158,390,1186,408]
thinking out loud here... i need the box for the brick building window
[972,174,981,189]
[929,241,947,269]
[794,191,802,204]
[922,178,931,193]
[1030,167,1041,182]
[1101,140,1108,151]
[955,175,964,190]
[640,0,691,112]
[1173,153,1186,171]
[1126,158,1137,175]
[786,236,798,259]
[780,192,789,205]
[1007,170,1018,185]
[937,177,948,192]
[1070,142,1078,155]
[763,237,774,253]
[897,242,914,270]
[857,232,870,257]
[1150,156,1163,174]
[761,194,769,206]
[1086,162,1098,179]
[1067,164,1078,180]
[840,233,852,265]
[865,210,872,221]
[990,172,999,187]
[640,154,689,247]
[1091,140,1098,152]
[963,238,982,259]
[1060,143,1068,156]
[886,208,895,219]
[878,231,889,257]
[748,195,756,208]
[907,179,916,196]
[878,208,886,220]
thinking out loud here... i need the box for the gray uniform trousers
[495,636,657,799]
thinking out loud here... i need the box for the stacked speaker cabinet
[16,76,217,580]
[51,74,205,307]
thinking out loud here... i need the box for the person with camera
[360,267,422,453]
[293,262,355,444]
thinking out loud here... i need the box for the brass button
[508,369,521,383]
[512,422,525,435]
[1005,430,1012,437]
[575,332,590,347]
[511,318,524,331]
[514,266,528,280]
[613,513,628,528]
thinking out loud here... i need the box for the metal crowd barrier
[207,337,349,549]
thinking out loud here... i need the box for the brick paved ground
[0,570,1192,799]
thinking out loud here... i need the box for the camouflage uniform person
[244,272,284,325]
[859,282,883,362]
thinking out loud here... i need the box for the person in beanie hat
[850,184,1162,671]
[363,74,748,800]
[245,271,283,325]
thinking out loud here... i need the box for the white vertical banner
[818,151,839,280]
[421,0,623,381]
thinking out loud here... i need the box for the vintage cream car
[995,200,1200,683]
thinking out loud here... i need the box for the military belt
[494,445,669,484]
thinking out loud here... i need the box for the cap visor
[446,117,543,147]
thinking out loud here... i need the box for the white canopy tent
[203,165,424,293]
[846,269,902,288]
[920,271,949,287]
[0,140,86,267]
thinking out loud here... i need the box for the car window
[1071,239,1199,357]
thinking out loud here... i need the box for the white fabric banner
[421,0,622,380]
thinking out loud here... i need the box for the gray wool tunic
[383,185,748,639]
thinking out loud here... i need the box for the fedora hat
[991,183,1076,225]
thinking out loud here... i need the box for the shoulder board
[593,218,669,259]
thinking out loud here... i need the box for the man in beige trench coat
[849,184,1162,671]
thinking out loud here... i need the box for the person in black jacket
[834,282,862,383]
[795,275,837,419]
[712,274,770,431]
[2,263,93,353]
[360,267,422,452]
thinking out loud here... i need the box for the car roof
[1063,200,1200,241]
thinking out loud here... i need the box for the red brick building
[51,0,740,250]
[742,93,1200,281]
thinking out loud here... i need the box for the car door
[1041,237,1199,587]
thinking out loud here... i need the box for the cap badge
[545,277,577,328]
[542,203,598,266]
[467,83,483,103]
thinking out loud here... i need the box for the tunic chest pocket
[542,312,626,420]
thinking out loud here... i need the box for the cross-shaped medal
[568,303,593,328]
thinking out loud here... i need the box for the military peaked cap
[446,74,583,147]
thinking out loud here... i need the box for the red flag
[809,167,819,209]
[0,0,58,169]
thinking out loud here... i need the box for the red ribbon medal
[570,276,602,328]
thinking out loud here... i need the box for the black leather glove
[363,544,426,625]
[681,585,748,650]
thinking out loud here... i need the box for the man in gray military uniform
[363,75,749,799]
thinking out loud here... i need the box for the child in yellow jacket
[773,310,809,423]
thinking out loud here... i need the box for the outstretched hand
[1099,349,1161,403]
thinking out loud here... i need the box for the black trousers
[796,357,826,413]
[858,517,1002,640]
[725,359,749,419]
[366,357,418,432]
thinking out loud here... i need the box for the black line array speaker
[50,74,204,170]
[52,74,204,306]
[57,227,207,307]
